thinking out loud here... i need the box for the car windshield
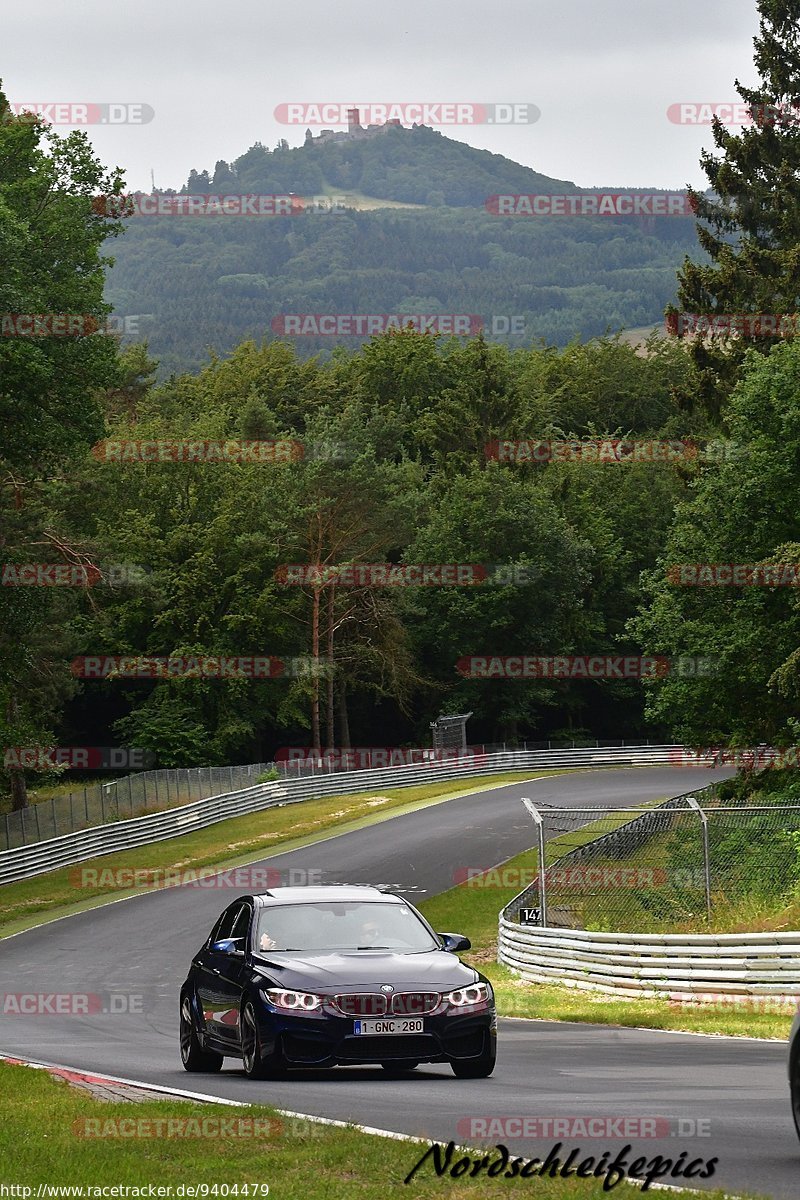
[255,901,438,953]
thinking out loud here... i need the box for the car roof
[252,885,403,906]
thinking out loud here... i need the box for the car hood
[250,948,479,992]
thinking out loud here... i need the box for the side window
[210,904,241,944]
[230,903,253,948]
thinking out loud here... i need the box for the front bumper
[258,1007,497,1067]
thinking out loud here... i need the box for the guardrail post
[685,795,712,922]
[521,797,548,927]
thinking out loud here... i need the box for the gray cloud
[4,0,761,190]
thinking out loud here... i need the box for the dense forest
[105,127,699,375]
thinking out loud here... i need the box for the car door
[213,901,254,1050]
[194,902,251,1049]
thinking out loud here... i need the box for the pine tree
[670,0,800,421]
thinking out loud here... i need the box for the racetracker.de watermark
[69,866,324,890]
[74,1115,320,1140]
[271,313,485,336]
[1,992,144,1015]
[68,655,323,679]
[455,1116,711,1140]
[275,563,535,587]
[74,1117,283,1139]
[1,562,148,587]
[670,747,800,770]
[91,439,301,463]
[486,193,693,217]
[274,102,540,125]
[667,312,800,337]
[453,866,706,889]
[93,193,358,217]
[4,102,154,125]
[667,994,800,1011]
[486,439,697,464]
[94,193,302,217]
[0,314,142,338]
[667,101,800,125]
[3,747,155,771]
[275,746,488,768]
[456,655,717,679]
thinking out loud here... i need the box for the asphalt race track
[2,766,797,1197]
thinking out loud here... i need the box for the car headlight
[443,982,492,1009]
[261,988,323,1012]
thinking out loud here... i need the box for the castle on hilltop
[306,107,405,146]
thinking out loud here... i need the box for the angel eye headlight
[261,988,323,1012]
[443,982,491,1008]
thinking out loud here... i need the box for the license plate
[353,1018,424,1035]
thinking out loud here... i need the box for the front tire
[791,1049,800,1142]
[241,1000,283,1080]
[180,994,223,1073]
[450,1047,496,1079]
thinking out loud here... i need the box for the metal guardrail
[497,920,800,1000]
[0,745,684,885]
[0,738,667,852]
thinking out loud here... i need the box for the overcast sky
[3,0,762,192]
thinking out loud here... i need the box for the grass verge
[0,1062,734,1200]
[418,845,798,1042]
[0,772,549,938]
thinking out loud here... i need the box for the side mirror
[439,932,471,953]
[212,938,245,955]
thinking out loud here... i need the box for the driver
[359,918,381,947]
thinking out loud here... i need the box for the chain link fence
[0,763,272,851]
[505,787,800,932]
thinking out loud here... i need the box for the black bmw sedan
[180,884,496,1079]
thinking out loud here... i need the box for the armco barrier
[0,745,683,885]
[497,918,800,1000]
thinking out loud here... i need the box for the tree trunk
[6,693,28,810]
[9,769,27,811]
[310,586,321,752]
[337,678,351,748]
